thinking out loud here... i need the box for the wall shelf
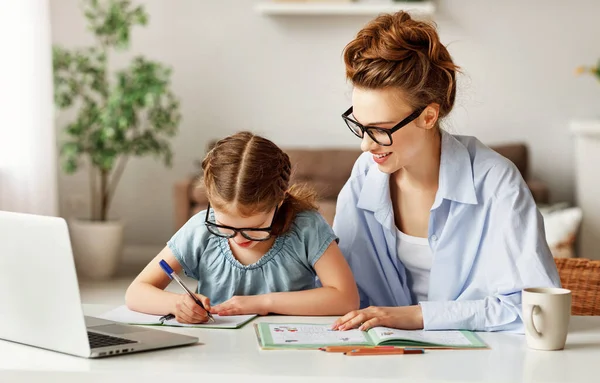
[571,119,600,138]
[255,2,435,17]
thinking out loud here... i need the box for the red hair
[343,11,460,118]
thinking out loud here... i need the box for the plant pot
[69,218,124,280]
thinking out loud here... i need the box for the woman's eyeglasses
[342,106,426,146]
[204,203,278,241]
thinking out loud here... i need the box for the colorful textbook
[100,305,257,329]
[255,323,487,349]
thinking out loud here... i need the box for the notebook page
[99,305,162,325]
[266,324,369,345]
[163,314,256,328]
[100,305,256,328]
[371,327,473,346]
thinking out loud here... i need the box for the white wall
[1,0,57,216]
[50,0,600,256]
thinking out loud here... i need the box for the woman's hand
[211,295,269,316]
[173,293,211,324]
[332,305,424,331]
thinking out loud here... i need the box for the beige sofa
[173,143,549,231]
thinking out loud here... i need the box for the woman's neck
[393,130,442,190]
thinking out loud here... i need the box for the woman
[332,11,560,333]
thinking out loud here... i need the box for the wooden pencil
[318,346,398,353]
[344,348,425,356]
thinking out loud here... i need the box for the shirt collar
[433,130,478,209]
[357,130,478,217]
[357,163,392,223]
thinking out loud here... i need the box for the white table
[0,305,598,383]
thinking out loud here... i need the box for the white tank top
[396,229,433,303]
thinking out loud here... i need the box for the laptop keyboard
[88,331,138,349]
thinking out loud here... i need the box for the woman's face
[350,87,438,174]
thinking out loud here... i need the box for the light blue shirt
[168,210,337,305]
[333,131,561,332]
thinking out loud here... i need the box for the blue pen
[159,259,215,323]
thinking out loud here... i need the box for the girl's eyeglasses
[204,203,278,241]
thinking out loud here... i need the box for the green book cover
[256,323,487,349]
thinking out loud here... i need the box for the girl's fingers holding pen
[194,293,211,311]
[175,312,193,324]
[177,295,208,323]
[177,307,207,323]
[183,295,208,315]
[174,306,197,324]
[175,298,193,317]
[184,303,207,320]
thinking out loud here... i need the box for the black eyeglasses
[204,203,278,241]
[342,106,426,146]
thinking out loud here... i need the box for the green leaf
[62,157,79,174]
[132,6,148,25]
[60,141,82,174]
[84,10,96,21]
[53,0,180,215]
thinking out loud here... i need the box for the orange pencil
[319,346,397,353]
[344,348,425,356]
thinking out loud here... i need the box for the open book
[100,305,257,329]
[255,323,487,349]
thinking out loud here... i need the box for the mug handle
[524,304,542,339]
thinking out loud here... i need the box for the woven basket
[554,258,600,316]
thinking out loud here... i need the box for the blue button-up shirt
[333,131,561,332]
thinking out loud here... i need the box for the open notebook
[100,305,257,329]
[255,323,487,349]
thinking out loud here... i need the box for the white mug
[522,287,572,351]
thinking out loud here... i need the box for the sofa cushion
[489,143,528,180]
[539,204,583,259]
[317,200,337,226]
[190,180,207,204]
[286,149,361,199]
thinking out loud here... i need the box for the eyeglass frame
[342,106,426,146]
[204,202,279,241]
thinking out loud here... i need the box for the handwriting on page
[372,327,472,346]
[269,324,368,345]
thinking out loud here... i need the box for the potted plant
[576,60,600,81]
[53,0,181,279]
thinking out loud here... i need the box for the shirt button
[431,234,438,241]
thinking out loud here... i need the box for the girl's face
[210,205,277,250]
[350,87,438,174]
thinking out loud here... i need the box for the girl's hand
[211,295,269,316]
[332,305,424,331]
[174,293,211,324]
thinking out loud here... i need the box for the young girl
[126,132,359,323]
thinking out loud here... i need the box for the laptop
[0,210,199,358]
